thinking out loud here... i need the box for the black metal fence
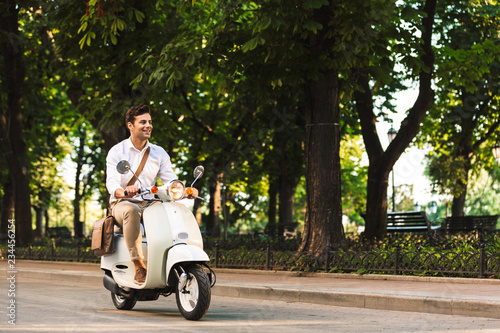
[207,243,500,278]
[3,243,500,278]
[9,246,99,263]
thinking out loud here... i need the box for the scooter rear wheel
[111,292,137,310]
[175,264,211,320]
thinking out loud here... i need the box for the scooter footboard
[165,245,210,282]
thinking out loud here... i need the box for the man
[106,104,177,285]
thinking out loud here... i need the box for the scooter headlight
[168,181,185,201]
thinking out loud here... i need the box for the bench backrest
[387,211,430,232]
[46,226,72,238]
[443,215,498,232]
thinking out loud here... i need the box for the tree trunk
[34,205,45,239]
[44,209,50,236]
[266,178,278,236]
[0,177,15,240]
[33,186,49,239]
[276,127,301,236]
[451,148,472,218]
[278,171,298,236]
[450,90,477,218]
[451,137,473,217]
[300,67,345,252]
[451,189,467,217]
[73,126,86,238]
[207,172,222,237]
[299,3,345,253]
[364,165,390,238]
[0,0,33,246]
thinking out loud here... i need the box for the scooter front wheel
[111,292,137,310]
[175,264,211,320]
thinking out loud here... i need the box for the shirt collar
[126,137,150,152]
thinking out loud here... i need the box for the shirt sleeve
[106,145,123,201]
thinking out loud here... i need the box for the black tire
[111,292,137,310]
[175,264,211,321]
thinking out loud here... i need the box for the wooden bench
[386,211,431,234]
[441,215,498,234]
[46,226,72,238]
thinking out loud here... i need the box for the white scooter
[101,161,215,321]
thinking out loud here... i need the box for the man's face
[128,113,152,141]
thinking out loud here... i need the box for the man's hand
[115,185,140,198]
[185,187,199,198]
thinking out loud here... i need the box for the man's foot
[134,267,147,285]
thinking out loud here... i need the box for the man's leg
[112,201,146,284]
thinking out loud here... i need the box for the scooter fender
[166,244,210,283]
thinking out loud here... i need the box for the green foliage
[465,169,500,218]
[340,135,368,224]
[12,0,499,241]
[417,0,500,209]
[426,153,469,197]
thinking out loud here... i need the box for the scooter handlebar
[124,188,143,197]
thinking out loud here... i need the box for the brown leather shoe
[134,267,147,285]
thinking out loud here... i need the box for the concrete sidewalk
[4,260,500,319]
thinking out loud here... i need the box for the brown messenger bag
[91,216,115,256]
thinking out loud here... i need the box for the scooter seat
[113,222,146,237]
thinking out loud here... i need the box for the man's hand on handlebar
[185,187,199,199]
[116,186,140,198]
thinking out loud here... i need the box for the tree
[76,0,441,248]
[419,0,500,217]
[70,1,263,238]
[191,0,348,251]
[355,0,437,239]
[0,0,34,246]
[0,167,14,240]
[465,169,500,219]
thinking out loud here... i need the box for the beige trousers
[110,200,160,261]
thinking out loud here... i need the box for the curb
[215,268,500,285]
[211,281,500,319]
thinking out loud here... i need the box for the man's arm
[106,146,137,199]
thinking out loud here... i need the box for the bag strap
[127,146,150,186]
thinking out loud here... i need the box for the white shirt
[106,138,177,204]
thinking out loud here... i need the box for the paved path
[0,278,500,333]
[2,276,500,332]
[3,260,500,320]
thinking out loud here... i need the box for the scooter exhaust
[103,271,130,297]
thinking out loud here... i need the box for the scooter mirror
[117,160,131,174]
[193,165,204,179]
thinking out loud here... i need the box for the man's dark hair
[125,105,150,125]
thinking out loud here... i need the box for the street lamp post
[428,201,437,224]
[82,174,89,235]
[430,201,437,214]
[387,126,398,212]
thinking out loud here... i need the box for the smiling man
[105,105,177,285]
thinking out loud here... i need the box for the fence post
[266,243,271,271]
[479,243,485,278]
[51,239,55,261]
[324,248,330,273]
[77,247,81,262]
[394,244,400,275]
[214,243,219,268]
